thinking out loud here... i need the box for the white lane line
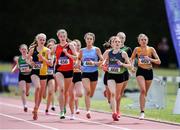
[0,113,59,130]
[0,102,132,130]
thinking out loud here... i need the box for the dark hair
[103,42,111,50]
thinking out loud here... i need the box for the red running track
[0,96,179,130]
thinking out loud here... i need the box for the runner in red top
[53,29,77,119]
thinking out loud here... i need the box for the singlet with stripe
[55,44,73,71]
[32,46,49,75]
[108,50,126,74]
[136,46,153,69]
[81,47,98,72]
[18,56,31,75]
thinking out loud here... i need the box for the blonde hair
[29,33,46,50]
[29,40,37,50]
[84,32,95,41]
[73,39,81,46]
[36,33,46,40]
[19,44,28,49]
[56,29,67,37]
[47,38,57,44]
[137,33,148,42]
[117,32,126,38]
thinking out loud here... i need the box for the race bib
[19,64,30,72]
[34,62,42,69]
[108,65,121,73]
[83,58,95,66]
[58,56,70,65]
[139,56,150,64]
[47,67,54,75]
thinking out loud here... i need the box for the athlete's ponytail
[29,39,37,50]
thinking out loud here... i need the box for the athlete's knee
[90,93,93,98]
[86,90,91,96]
[140,89,146,95]
[76,92,83,97]
[111,92,115,98]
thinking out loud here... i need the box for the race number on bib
[19,64,30,72]
[83,61,95,66]
[58,56,70,65]
[83,58,95,67]
[34,62,42,69]
[108,66,121,73]
[47,67,54,75]
[139,56,150,64]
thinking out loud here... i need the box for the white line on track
[0,102,131,130]
[0,113,59,130]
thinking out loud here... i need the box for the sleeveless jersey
[32,46,49,75]
[55,44,73,71]
[81,47,98,72]
[18,55,31,75]
[136,46,153,69]
[108,50,126,74]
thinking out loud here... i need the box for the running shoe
[59,111,65,119]
[117,112,121,118]
[86,111,91,119]
[75,109,80,114]
[32,108,38,120]
[139,112,145,120]
[45,109,49,115]
[112,113,119,121]
[24,107,28,112]
[70,114,75,120]
[51,106,55,111]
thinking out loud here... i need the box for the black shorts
[103,72,108,86]
[19,73,31,83]
[39,75,47,80]
[123,70,129,82]
[82,71,98,82]
[107,73,124,84]
[55,70,73,78]
[136,67,153,80]
[47,75,54,82]
[72,72,82,83]
[31,69,47,80]
[31,69,39,76]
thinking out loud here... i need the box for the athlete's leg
[46,79,55,113]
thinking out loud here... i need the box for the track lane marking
[0,102,131,130]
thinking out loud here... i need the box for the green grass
[0,63,11,72]
[0,63,180,123]
[77,96,180,123]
